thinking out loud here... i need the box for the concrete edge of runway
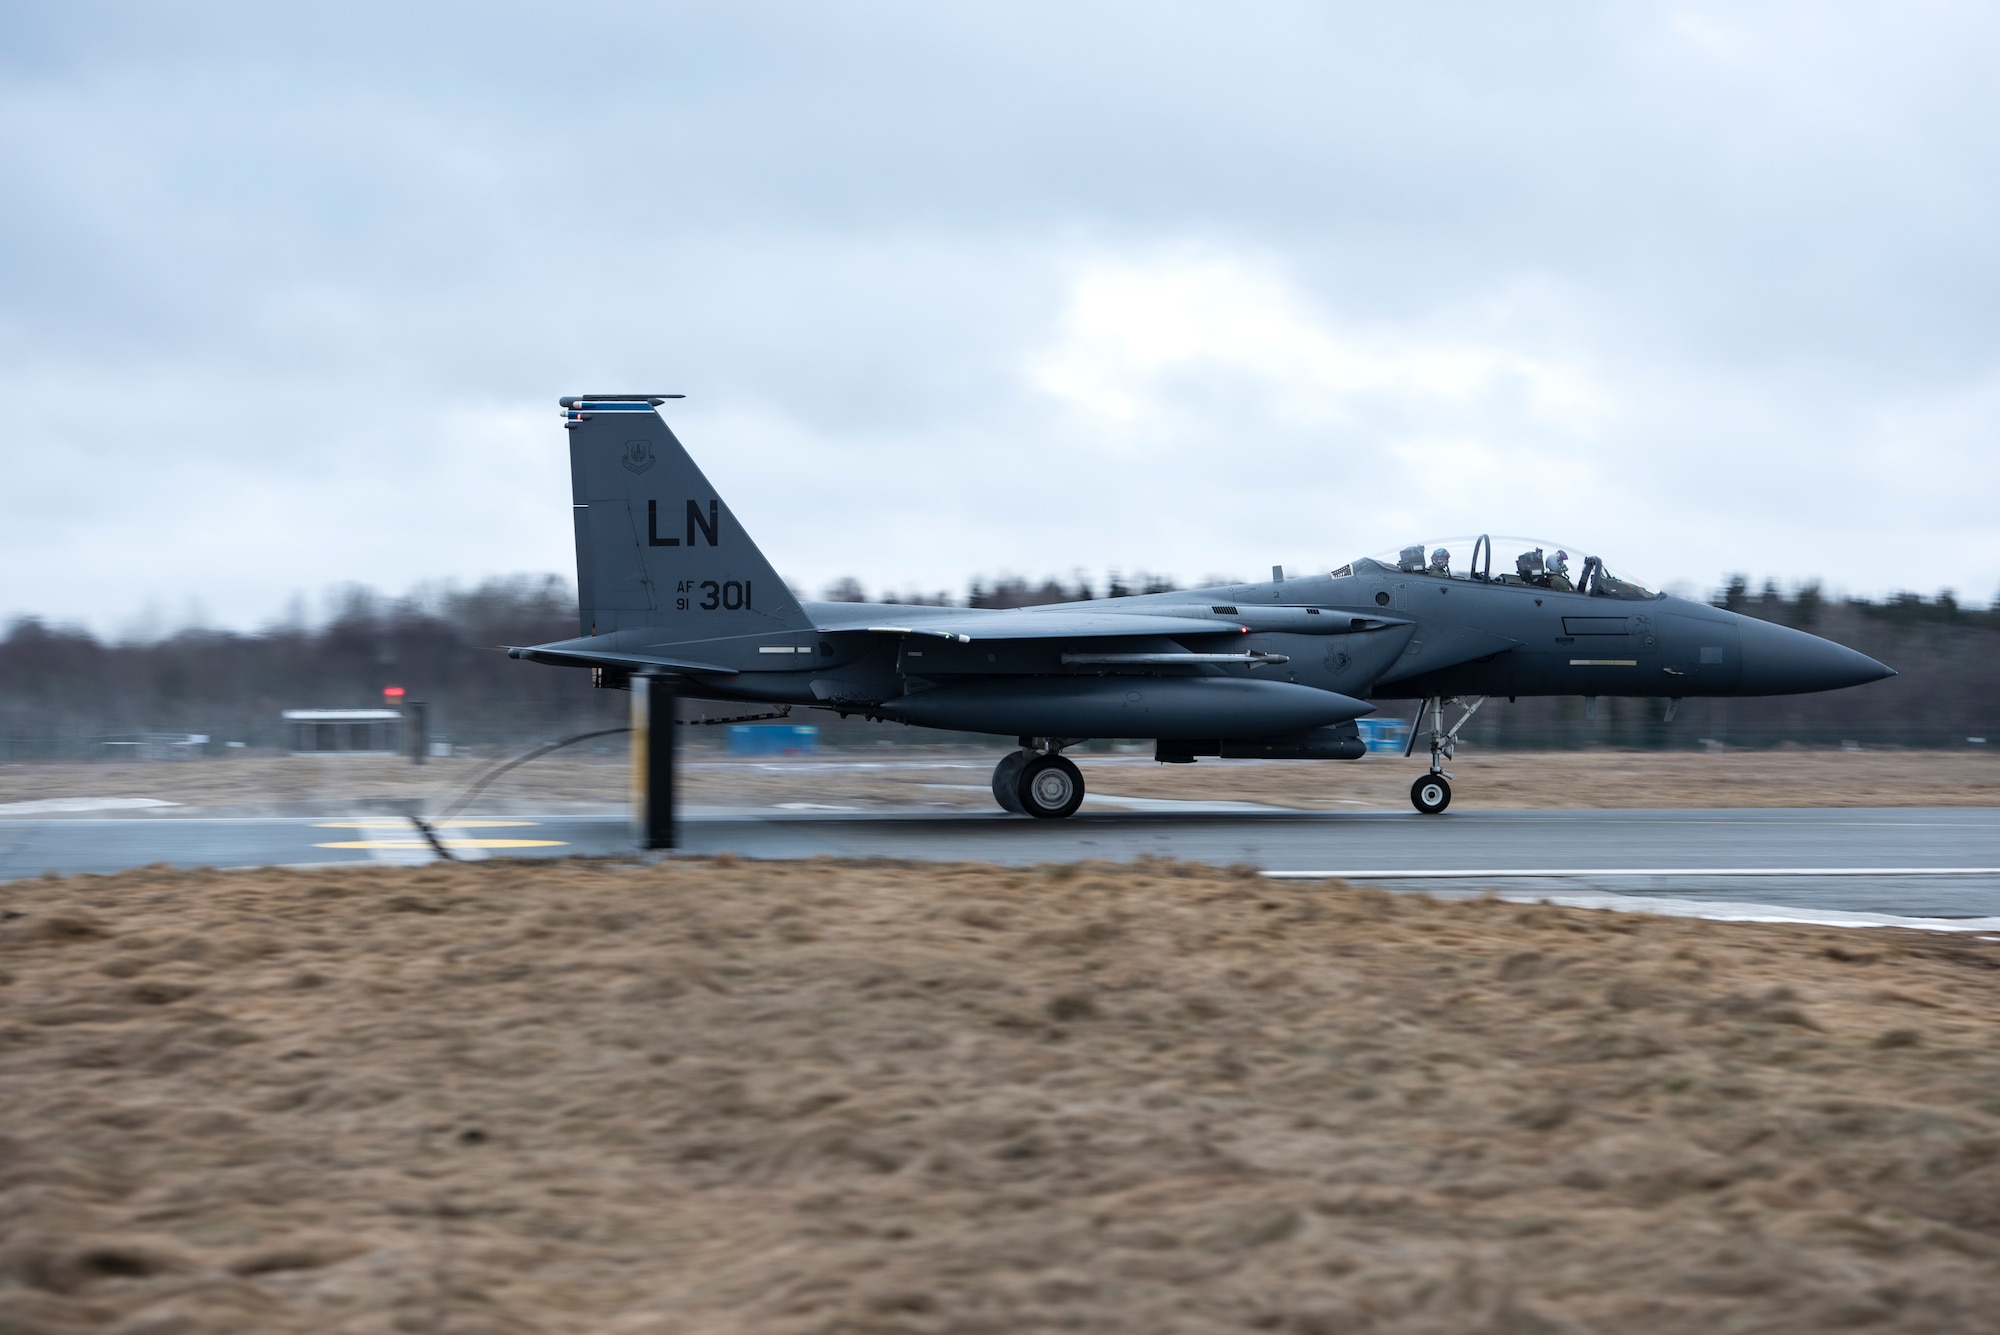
[1470,890,2000,935]
[1256,872,2000,935]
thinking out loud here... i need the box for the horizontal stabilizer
[506,645,739,677]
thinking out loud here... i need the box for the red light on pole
[383,686,406,701]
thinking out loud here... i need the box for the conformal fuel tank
[877,676,1373,738]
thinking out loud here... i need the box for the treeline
[0,578,625,760]
[0,574,1993,758]
[824,572,1186,608]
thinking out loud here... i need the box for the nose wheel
[1410,773,1452,815]
[991,749,1086,819]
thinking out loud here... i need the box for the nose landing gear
[991,740,1087,819]
[1406,695,1485,815]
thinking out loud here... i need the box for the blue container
[1354,718,1411,755]
[727,724,820,756]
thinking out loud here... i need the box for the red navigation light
[383,686,406,700]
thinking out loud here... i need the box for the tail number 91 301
[676,579,752,612]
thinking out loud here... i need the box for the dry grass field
[3,857,1999,1333]
[1,747,1997,814]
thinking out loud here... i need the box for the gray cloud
[2,1,1997,632]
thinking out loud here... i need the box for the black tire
[991,751,1031,814]
[1017,753,1086,819]
[1410,773,1451,815]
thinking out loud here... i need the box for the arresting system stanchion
[632,675,678,850]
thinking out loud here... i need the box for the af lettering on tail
[565,400,811,638]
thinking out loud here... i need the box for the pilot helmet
[1550,549,1569,569]
[1431,547,1450,565]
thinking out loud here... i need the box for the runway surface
[2,803,1997,921]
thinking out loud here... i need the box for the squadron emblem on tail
[621,439,656,474]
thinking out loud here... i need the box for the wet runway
[2,804,1997,921]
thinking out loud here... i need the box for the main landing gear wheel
[991,751,1031,815]
[1019,754,1086,819]
[1411,774,1452,815]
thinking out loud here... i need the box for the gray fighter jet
[511,395,1896,817]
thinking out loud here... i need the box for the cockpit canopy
[1350,535,1659,601]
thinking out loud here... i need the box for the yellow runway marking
[314,838,568,850]
[314,817,563,851]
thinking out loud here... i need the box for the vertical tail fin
[563,396,812,638]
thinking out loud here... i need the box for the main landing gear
[991,740,1086,819]
[1406,695,1486,815]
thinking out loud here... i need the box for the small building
[284,709,403,756]
[1355,717,1411,755]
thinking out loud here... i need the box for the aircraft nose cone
[1735,617,1896,695]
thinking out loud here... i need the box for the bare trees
[0,577,623,758]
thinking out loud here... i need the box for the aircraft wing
[508,606,1414,677]
[807,605,1399,641]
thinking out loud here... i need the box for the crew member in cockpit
[1546,549,1573,592]
[1427,547,1451,578]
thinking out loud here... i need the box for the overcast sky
[3,1,1996,634]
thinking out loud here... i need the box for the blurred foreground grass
[2,857,1998,1332]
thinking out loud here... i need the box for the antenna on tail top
[557,394,684,407]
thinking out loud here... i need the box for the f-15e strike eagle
[511,395,1896,818]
